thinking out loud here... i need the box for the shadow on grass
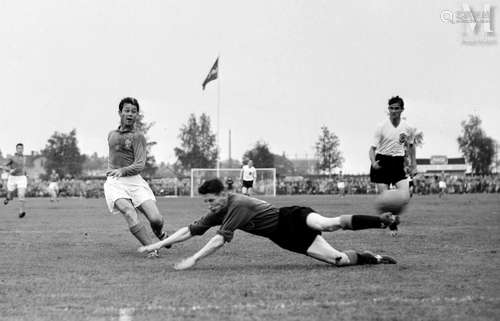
[180,262,390,273]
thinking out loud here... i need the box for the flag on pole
[202,57,219,90]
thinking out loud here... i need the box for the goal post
[190,168,276,197]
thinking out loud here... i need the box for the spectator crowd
[276,174,500,195]
[1,174,499,199]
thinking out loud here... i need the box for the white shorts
[7,175,27,191]
[48,182,59,191]
[104,175,156,214]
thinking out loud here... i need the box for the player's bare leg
[388,179,411,236]
[17,187,26,218]
[4,190,12,205]
[375,183,403,236]
[306,235,396,266]
[114,198,157,257]
[49,188,58,202]
[138,200,165,240]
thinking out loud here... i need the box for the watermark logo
[441,4,496,45]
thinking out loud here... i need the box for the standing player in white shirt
[369,96,416,236]
[240,160,257,196]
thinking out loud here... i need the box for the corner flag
[202,57,219,90]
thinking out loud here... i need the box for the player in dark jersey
[103,97,168,257]
[139,178,397,270]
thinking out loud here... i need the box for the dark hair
[388,96,404,109]
[16,143,23,148]
[119,97,140,112]
[198,178,225,195]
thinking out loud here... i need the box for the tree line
[1,113,496,179]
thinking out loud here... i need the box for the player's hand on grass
[174,257,196,270]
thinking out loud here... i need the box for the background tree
[174,113,218,173]
[315,126,343,175]
[155,162,183,178]
[220,158,242,169]
[273,152,295,176]
[82,152,108,175]
[457,115,496,175]
[494,142,500,174]
[243,141,274,168]
[41,129,86,178]
[135,112,158,178]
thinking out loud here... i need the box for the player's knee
[322,217,343,231]
[150,209,163,221]
[306,213,328,230]
[311,215,351,231]
[121,207,139,226]
[149,215,164,227]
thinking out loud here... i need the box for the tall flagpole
[216,54,221,177]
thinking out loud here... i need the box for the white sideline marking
[96,296,499,315]
[119,307,134,321]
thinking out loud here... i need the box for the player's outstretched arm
[174,234,225,270]
[369,146,380,169]
[138,226,193,253]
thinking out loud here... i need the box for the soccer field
[1,194,499,321]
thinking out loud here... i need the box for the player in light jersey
[369,96,416,236]
[103,97,168,257]
[1,143,28,218]
[48,169,60,202]
[138,178,397,270]
[240,159,256,195]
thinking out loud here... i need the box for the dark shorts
[242,180,254,188]
[370,154,407,186]
[269,206,321,255]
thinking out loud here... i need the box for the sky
[0,0,499,174]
